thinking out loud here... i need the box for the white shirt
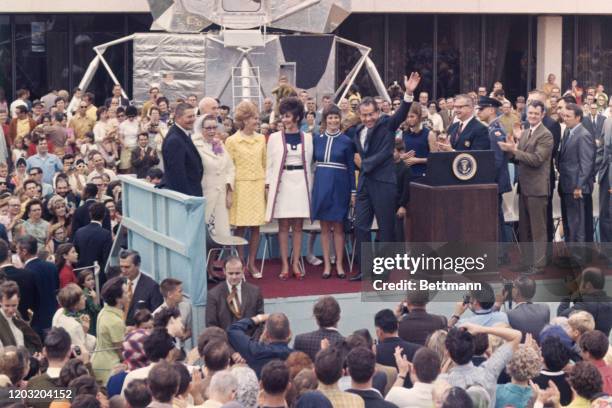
[121,364,153,395]
[87,167,118,182]
[385,382,435,408]
[9,99,27,119]
[459,115,475,131]
[0,309,24,347]
[52,308,96,352]
[128,273,141,294]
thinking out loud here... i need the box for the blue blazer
[448,117,491,151]
[74,222,113,272]
[25,258,59,338]
[160,125,204,197]
[353,99,412,185]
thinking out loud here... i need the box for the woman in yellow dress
[225,101,267,278]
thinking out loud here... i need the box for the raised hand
[404,72,421,95]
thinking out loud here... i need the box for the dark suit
[346,389,398,408]
[598,117,612,242]
[582,114,606,142]
[558,123,596,242]
[376,336,420,388]
[228,318,292,378]
[294,328,345,362]
[353,98,410,268]
[205,281,264,330]
[1,265,39,320]
[160,125,204,197]
[507,302,550,340]
[130,146,160,179]
[557,290,612,336]
[542,117,561,251]
[448,117,491,151]
[398,309,447,345]
[73,222,113,285]
[24,258,59,339]
[125,273,164,326]
[71,199,111,237]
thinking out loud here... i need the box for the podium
[410,151,498,242]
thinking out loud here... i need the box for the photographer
[448,282,508,328]
[494,276,550,341]
[396,285,447,345]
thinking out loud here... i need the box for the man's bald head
[199,97,219,116]
[265,313,291,342]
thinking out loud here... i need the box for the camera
[462,294,471,305]
[72,345,81,357]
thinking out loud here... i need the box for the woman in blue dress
[400,103,437,242]
[401,103,437,179]
[311,105,356,279]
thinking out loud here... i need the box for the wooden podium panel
[410,182,498,242]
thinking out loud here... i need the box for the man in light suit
[205,256,264,331]
[160,102,204,196]
[558,103,596,243]
[440,94,491,152]
[598,116,612,242]
[293,296,344,361]
[582,102,606,142]
[120,249,164,326]
[351,72,421,281]
[499,100,553,273]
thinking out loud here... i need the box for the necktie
[526,128,533,142]
[124,281,133,322]
[227,285,242,319]
[453,122,463,144]
[561,128,571,153]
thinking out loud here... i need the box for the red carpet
[212,259,363,299]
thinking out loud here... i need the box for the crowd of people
[1,254,612,408]
[0,69,609,408]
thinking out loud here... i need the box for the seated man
[294,296,344,361]
[316,347,364,408]
[450,282,509,328]
[205,256,263,330]
[438,323,521,404]
[227,313,292,378]
[558,267,612,336]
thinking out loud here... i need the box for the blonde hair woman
[225,101,267,278]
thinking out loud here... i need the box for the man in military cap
[477,96,511,245]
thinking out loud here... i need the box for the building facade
[1,1,612,104]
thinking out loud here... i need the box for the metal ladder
[231,65,262,112]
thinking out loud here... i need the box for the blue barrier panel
[119,176,207,308]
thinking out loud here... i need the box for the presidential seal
[452,153,477,180]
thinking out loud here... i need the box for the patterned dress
[225,131,267,226]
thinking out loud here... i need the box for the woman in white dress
[52,283,96,353]
[266,97,313,280]
[192,114,235,237]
